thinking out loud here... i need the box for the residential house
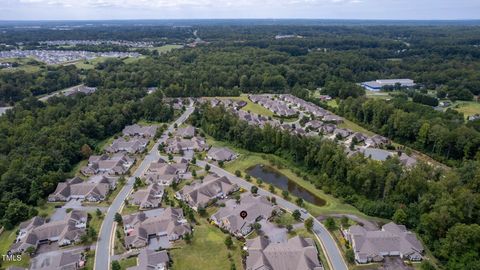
[106,137,149,154]
[81,153,135,175]
[175,125,195,138]
[359,148,393,161]
[176,174,238,210]
[211,194,278,237]
[322,114,344,123]
[399,153,417,167]
[129,184,164,210]
[245,236,323,270]
[333,128,352,139]
[123,124,158,138]
[165,137,208,153]
[346,222,424,264]
[10,210,87,254]
[123,208,191,249]
[365,135,390,148]
[30,250,86,270]
[48,176,116,202]
[144,161,188,186]
[127,249,170,270]
[207,147,237,162]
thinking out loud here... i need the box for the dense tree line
[0,65,80,105]
[334,97,480,164]
[191,104,480,269]
[0,89,173,228]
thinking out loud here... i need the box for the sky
[0,0,479,20]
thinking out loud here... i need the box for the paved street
[197,160,348,270]
[94,100,194,270]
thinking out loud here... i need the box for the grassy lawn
[83,250,95,270]
[118,257,138,270]
[169,217,243,270]
[151,44,184,54]
[121,204,140,215]
[327,100,339,108]
[451,100,480,118]
[216,95,275,117]
[0,228,30,269]
[114,226,127,255]
[205,135,385,222]
[88,211,104,236]
[338,119,376,137]
[0,57,44,73]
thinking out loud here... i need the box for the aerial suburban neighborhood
[1,7,479,270]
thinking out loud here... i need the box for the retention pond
[247,164,326,206]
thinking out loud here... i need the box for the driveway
[317,214,379,231]
[258,220,287,243]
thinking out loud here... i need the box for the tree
[218,160,225,167]
[225,235,233,249]
[114,213,123,224]
[286,224,293,233]
[392,208,408,225]
[198,206,207,217]
[25,246,36,256]
[304,217,314,231]
[251,186,258,194]
[268,184,275,194]
[235,170,241,177]
[205,164,211,172]
[191,157,196,164]
[282,190,289,200]
[80,144,93,158]
[252,222,262,232]
[95,208,102,217]
[111,261,121,270]
[346,248,355,264]
[324,217,336,230]
[184,232,192,244]
[295,197,304,207]
[292,210,301,221]
[340,216,349,228]
[245,174,251,181]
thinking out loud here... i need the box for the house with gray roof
[144,161,188,186]
[176,174,238,210]
[365,135,390,148]
[127,249,170,270]
[81,153,135,175]
[245,236,323,270]
[106,137,149,154]
[48,176,116,202]
[333,128,352,139]
[123,124,158,138]
[10,210,87,254]
[211,194,278,237]
[207,147,237,162]
[175,125,196,138]
[359,148,393,161]
[322,114,344,123]
[129,183,164,210]
[30,250,86,270]
[123,208,191,249]
[399,153,417,167]
[165,136,208,153]
[346,222,424,264]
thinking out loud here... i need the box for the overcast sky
[1,0,479,20]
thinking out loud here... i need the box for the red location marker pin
[240,210,248,220]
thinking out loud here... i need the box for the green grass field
[452,101,480,118]
[151,44,183,54]
[0,57,44,73]
[338,119,376,137]
[216,95,275,117]
[119,257,137,270]
[169,217,243,270]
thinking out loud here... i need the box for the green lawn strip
[114,226,127,255]
[338,119,376,137]
[84,250,95,270]
[169,217,242,270]
[118,256,137,270]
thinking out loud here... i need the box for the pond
[246,164,326,206]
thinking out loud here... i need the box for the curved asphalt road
[94,101,194,270]
[196,160,348,270]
